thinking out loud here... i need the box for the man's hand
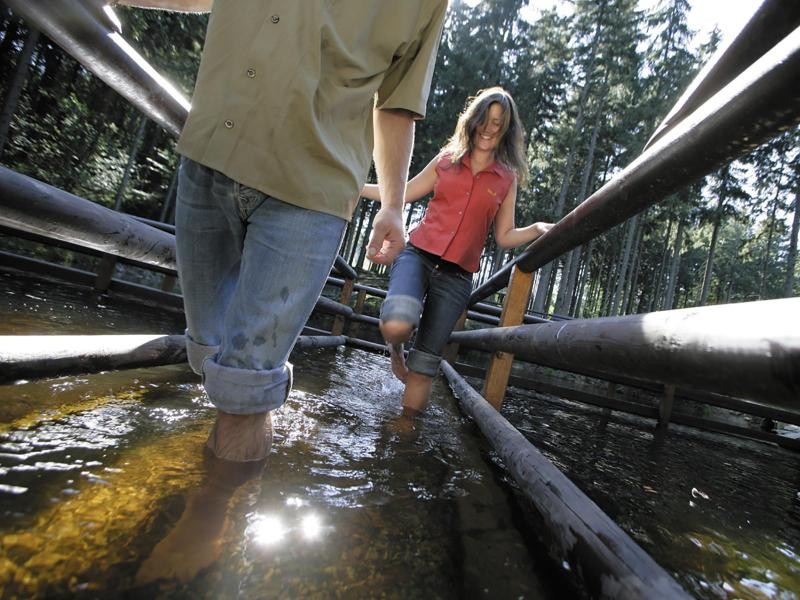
[366,206,405,265]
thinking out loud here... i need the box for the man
[116,0,448,463]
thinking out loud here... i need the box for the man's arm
[366,107,416,265]
[115,0,212,12]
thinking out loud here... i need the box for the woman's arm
[493,180,554,249]
[361,154,439,203]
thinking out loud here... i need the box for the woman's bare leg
[402,371,434,415]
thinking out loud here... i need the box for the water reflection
[0,341,554,598]
[500,383,800,599]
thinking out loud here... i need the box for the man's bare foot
[388,342,409,383]
[135,452,265,585]
[206,410,273,462]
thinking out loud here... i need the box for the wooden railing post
[94,255,117,292]
[659,384,675,428]
[481,265,534,409]
[331,277,355,336]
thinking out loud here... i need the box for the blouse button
[224,119,234,129]
[246,67,256,78]
[271,14,280,23]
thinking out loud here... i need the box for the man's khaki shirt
[177,0,447,221]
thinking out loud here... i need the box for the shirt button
[224,119,235,129]
[271,14,280,23]
[246,67,256,78]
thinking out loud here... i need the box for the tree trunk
[649,216,673,311]
[758,185,781,299]
[785,186,799,298]
[574,240,594,317]
[699,195,725,306]
[664,218,685,310]
[355,202,378,269]
[0,27,39,156]
[534,16,604,315]
[344,199,367,264]
[113,116,148,211]
[158,165,179,224]
[610,216,637,316]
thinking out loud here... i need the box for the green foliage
[0,1,796,313]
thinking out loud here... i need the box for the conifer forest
[1,0,797,317]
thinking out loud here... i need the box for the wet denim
[175,158,346,414]
[380,245,473,377]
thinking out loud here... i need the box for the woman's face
[473,102,505,154]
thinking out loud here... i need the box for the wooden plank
[481,266,533,409]
[331,278,355,336]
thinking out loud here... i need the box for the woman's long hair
[441,87,528,185]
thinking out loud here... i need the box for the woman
[361,87,552,416]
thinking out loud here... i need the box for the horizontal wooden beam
[4,0,189,136]
[440,361,691,599]
[0,333,347,383]
[0,167,177,270]
[0,334,187,383]
[470,23,800,304]
[451,298,800,407]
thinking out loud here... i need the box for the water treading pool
[1,271,799,598]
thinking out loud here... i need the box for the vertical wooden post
[658,384,675,428]
[481,265,534,409]
[94,254,117,292]
[331,278,355,335]
[353,288,367,315]
[160,274,176,293]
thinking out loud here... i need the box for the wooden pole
[481,265,533,409]
[659,384,675,428]
[442,361,691,599]
[331,278,355,336]
[453,297,800,407]
[0,334,187,383]
[0,333,346,383]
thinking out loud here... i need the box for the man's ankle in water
[205,410,273,462]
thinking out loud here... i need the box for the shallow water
[0,271,555,598]
[498,387,800,599]
[3,270,799,598]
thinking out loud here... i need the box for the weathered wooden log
[0,167,177,270]
[3,0,189,136]
[645,0,800,149]
[315,295,353,318]
[451,298,800,407]
[0,334,187,383]
[440,361,691,599]
[0,333,349,383]
[293,335,346,350]
[470,23,800,304]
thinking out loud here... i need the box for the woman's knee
[380,319,413,344]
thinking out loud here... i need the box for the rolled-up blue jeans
[175,157,346,414]
[380,245,473,377]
